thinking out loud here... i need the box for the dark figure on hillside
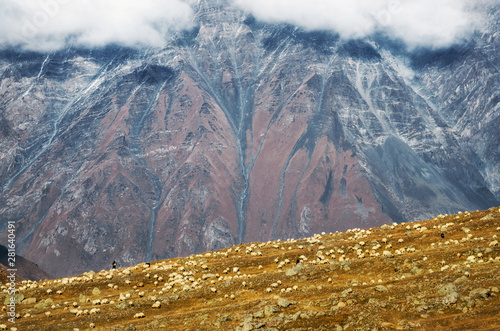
[112,261,117,269]
[441,233,445,238]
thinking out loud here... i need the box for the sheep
[134,312,145,319]
[89,308,100,315]
[466,256,476,263]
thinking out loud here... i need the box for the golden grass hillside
[1,207,500,331]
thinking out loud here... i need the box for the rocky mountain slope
[0,0,499,277]
[1,207,499,330]
[0,245,53,282]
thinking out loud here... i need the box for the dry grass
[1,207,500,330]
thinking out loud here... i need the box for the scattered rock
[340,262,351,270]
[4,293,24,305]
[21,297,36,305]
[285,264,304,276]
[438,284,458,296]
[480,214,498,221]
[253,310,265,319]
[443,292,459,305]
[116,302,131,310]
[374,285,388,292]
[34,302,48,309]
[202,273,216,280]
[241,321,254,331]
[92,288,101,295]
[264,305,278,317]
[469,288,490,299]
[341,288,353,297]
[278,298,291,308]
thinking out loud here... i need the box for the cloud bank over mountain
[231,0,487,49]
[0,0,491,52]
[0,0,194,51]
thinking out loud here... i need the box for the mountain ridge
[0,2,499,277]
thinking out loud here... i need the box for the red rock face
[1,5,498,278]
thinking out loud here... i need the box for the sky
[0,0,490,52]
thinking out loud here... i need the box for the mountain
[2,207,500,330]
[0,1,499,277]
[0,244,53,282]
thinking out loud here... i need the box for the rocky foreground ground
[1,207,500,330]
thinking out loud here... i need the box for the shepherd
[112,260,117,269]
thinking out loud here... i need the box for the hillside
[0,207,499,330]
[0,245,53,282]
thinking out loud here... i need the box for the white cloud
[0,0,195,52]
[231,0,488,49]
[0,0,490,52]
